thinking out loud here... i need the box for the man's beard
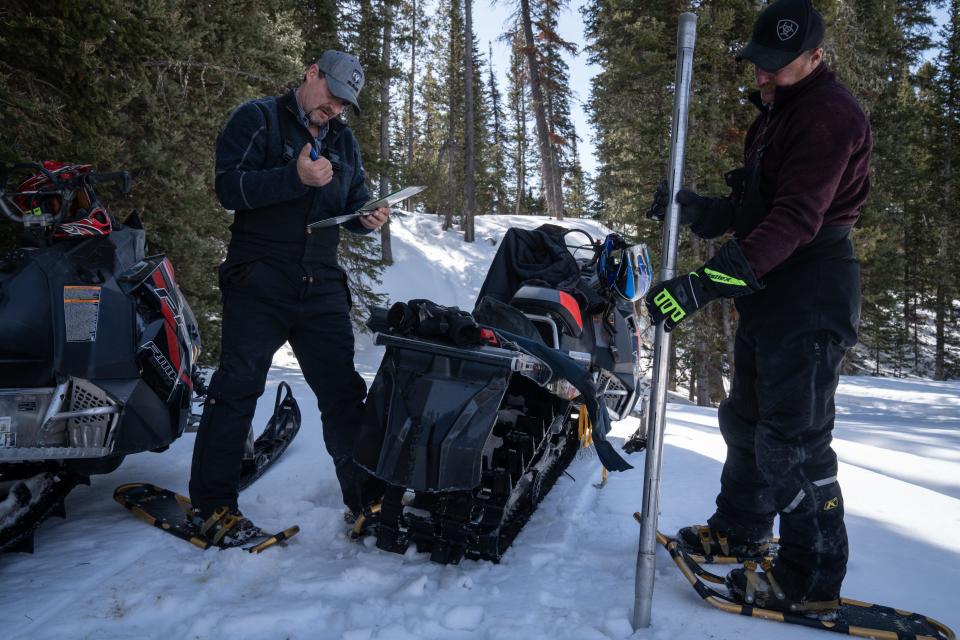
[308,109,332,125]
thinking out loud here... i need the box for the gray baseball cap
[316,50,364,115]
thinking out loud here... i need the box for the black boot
[677,524,773,561]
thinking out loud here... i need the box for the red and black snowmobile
[0,162,298,552]
[356,224,652,563]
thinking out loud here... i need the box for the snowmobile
[355,224,652,563]
[0,162,299,553]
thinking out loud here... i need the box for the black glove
[644,240,762,332]
[647,180,734,240]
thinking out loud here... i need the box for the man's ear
[304,63,319,81]
[811,47,824,65]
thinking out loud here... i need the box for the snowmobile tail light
[558,291,583,333]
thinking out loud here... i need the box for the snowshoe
[635,514,955,639]
[114,483,298,553]
[676,524,777,564]
[237,382,301,491]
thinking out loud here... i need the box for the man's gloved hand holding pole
[647,179,734,240]
[644,239,761,332]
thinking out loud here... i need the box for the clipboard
[307,185,427,229]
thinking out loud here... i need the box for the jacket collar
[279,89,346,143]
[748,62,833,115]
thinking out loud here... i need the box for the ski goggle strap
[598,233,627,288]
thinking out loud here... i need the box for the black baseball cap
[736,0,825,72]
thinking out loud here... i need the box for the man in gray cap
[647,0,872,615]
[188,50,389,544]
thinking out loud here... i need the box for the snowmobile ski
[636,513,956,640]
[114,483,299,553]
[237,382,301,491]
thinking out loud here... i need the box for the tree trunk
[406,0,416,170]
[379,2,394,264]
[514,63,527,216]
[936,114,952,379]
[519,0,563,219]
[463,0,476,242]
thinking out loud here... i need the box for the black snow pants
[706,226,859,601]
[189,257,382,515]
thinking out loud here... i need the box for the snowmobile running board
[635,513,956,640]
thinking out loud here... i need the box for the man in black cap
[646,0,872,615]
[188,50,389,544]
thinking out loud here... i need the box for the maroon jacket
[737,63,872,279]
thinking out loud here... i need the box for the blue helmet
[597,233,653,302]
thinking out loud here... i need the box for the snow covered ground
[2,214,958,639]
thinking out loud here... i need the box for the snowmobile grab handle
[85,170,132,194]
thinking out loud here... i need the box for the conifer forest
[1,1,957,402]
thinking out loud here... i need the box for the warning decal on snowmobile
[63,285,101,342]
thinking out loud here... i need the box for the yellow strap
[717,532,730,556]
[578,405,593,447]
[578,405,607,485]
[199,507,228,537]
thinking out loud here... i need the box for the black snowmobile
[355,224,652,563]
[0,162,299,552]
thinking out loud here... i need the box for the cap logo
[777,19,799,41]
[348,69,362,90]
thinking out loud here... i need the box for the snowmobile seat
[509,285,583,340]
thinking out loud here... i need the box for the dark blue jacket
[214,90,371,267]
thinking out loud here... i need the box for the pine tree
[379,0,397,264]
[934,0,960,379]
[505,26,533,215]
[518,0,564,219]
[0,0,306,360]
[486,41,510,214]
[534,0,580,217]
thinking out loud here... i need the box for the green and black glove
[645,240,762,332]
[647,179,735,240]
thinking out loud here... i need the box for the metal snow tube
[363,334,513,492]
[634,11,697,631]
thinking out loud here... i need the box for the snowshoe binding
[676,524,777,564]
[725,562,838,618]
[190,506,266,548]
